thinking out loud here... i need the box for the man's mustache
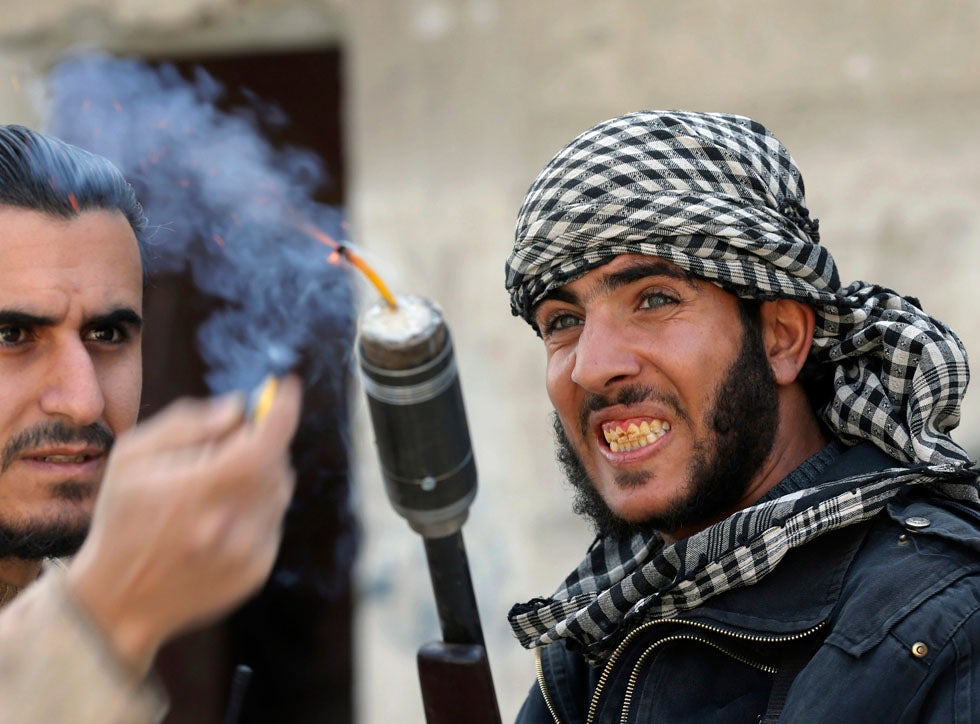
[579,384,689,438]
[1,421,114,473]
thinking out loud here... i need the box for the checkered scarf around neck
[505,110,978,664]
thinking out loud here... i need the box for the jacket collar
[684,443,899,634]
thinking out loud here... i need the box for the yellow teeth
[39,455,87,463]
[603,420,670,453]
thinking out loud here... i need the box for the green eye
[641,292,677,310]
[543,313,582,335]
[553,314,580,330]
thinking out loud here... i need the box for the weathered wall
[0,0,345,126]
[1,2,979,722]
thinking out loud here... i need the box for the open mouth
[601,418,670,453]
[33,454,93,463]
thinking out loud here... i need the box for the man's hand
[66,375,303,677]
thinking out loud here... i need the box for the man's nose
[570,313,642,393]
[39,339,106,424]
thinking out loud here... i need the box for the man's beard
[0,421,112,559]
[0,517,90,559]
[553,310,780,540]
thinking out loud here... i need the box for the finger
[219,438,299,506]
[127,392,247,453]
[188,377,302,497]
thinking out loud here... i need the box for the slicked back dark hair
[0,125,146,263]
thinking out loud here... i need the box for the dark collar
[682,442,901,635]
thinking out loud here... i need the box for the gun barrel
[424,531,484,645]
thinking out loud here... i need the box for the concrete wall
[1,2,979,722]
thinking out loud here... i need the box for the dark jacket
[516,445,980,723]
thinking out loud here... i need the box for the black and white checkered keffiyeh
[506,110,971,469]
[505,111,978,663]
[508,462,978,664]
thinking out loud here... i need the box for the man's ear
[759,299,816,385]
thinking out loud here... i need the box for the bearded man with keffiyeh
[504,111,980,724]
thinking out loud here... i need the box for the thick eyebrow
[539,260,699,308]
[86,308,143,331]
[0,310,58,328]
[603,260,699,292]
[0,308,143,331]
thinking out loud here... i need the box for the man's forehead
[0,205,139,256]
[0,206,143,311]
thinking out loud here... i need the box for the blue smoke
[44,51,354,398]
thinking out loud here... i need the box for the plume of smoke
[42,51,354,399]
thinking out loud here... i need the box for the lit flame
[300,223,397,309]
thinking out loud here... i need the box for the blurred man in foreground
[505,111,979,722]
[0,125,301,722]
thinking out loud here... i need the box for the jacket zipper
[585,618,828,724]
[618,633,776,724]
[535,645,563,724]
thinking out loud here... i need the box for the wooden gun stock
[418,641,502,724]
